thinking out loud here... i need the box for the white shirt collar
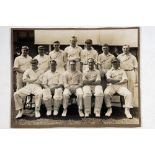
[103,52,111,56]
[84,47,94,51]
[53,49,60,53]
[70,45,78,48]
[32,67,39,72]
[111,67,121,71]
[122,52,131,56]
[51,70,58,73]
[21,54,28,58]
[38,54,46,58]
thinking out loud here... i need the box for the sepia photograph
[11,27,140,128]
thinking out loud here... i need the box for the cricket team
[13,36,138,119]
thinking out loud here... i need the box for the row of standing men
[13,36,138,119]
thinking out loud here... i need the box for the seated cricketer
[42,60,63,116]
[104,57,133,119]
[82,58,104,117]
[14,59,43,119]
[62,60,84,117]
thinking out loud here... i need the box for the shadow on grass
[16,104,139,121]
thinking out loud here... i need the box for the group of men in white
[13,36,138,119]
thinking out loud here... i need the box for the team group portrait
[11,28,140,128]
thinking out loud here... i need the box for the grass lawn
[11,103,140,128]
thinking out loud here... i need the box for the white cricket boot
[125,108,133,119]
[46,110,52,116]
[16,109,24,119]
[105,107,112,117]
[53,110,58,116]
[85,113,89,118]
[62,109,67,117]
[35,110,41,118]
[79,110,84,117]
[95,111,101,117]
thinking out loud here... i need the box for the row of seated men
[13,36,138,119]
[14,58,133,119]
